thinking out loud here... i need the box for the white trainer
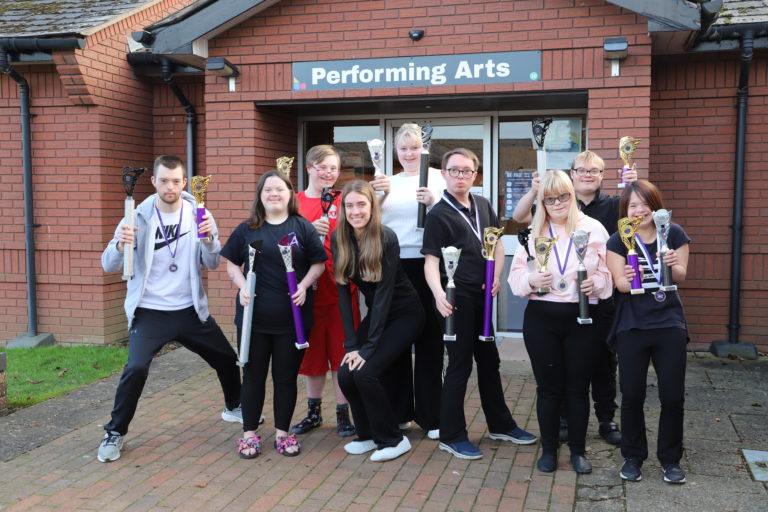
[344,439,377,455]
[427,429,440,440]
[97,431,124,463]
[370,436,411,462]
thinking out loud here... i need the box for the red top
[297,191,341,306]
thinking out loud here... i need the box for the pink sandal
[237,435,261,459]
[274,434,301,457]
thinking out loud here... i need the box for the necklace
[155,203,183,272]
[548,223,573,291]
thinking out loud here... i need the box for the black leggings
[523,300,601,455]
[338,310,423,449]
[238,328,305,432]
[616,327,687,464]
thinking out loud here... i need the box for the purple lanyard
[441,193,481,244]
[548,223,573,276]
[635,236,661,285]
[155,203,184,261]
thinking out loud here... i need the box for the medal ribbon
[548,223,573,277]
[441,193,482,245]
[155,202,184,263]
[635,235,662,286]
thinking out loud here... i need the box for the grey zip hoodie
[101,191,222,329]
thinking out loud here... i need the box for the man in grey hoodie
[98,155,242,462]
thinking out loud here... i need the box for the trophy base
[295,341,309,350]
[478,335,495,342]
[443,334,457,341]
[121,274,133,281]
[630,288,644,295]
[535,287,551,296]
[659,285,678,292]
[577,317,593,325]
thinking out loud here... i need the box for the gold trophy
[190,175,212,239]
[533,236,556,295]
[479,227,504,341]
[276,156,294,180]
[618,217,644,294]
[618,136,641,188]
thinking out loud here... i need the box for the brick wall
[650,51,768,351]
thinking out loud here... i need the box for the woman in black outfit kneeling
[332,180,424,462]
[606,179,690,484]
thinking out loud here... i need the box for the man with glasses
[422,148,538,460]
[291,145,357,438]
[512,150,636,446]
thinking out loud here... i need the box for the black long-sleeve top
[331,226,421,361]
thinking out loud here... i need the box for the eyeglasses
[571,167,603,176]
[542,192,571,205]
[312,165,339,174]
[446,168,477,178]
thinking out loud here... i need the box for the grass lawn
[3,345,128,412]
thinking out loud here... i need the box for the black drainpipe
[727,30,753,343]
[161,58,196,189]
[0,38,83,339]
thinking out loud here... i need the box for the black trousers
[616,327,687,465]
[590,299,618,422]
[523,301,600,455]
[237,328,305,432]
[439,291,519,444]
[105,307,241,435]
[338,309,423,449]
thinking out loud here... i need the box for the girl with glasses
[508,170,613,474]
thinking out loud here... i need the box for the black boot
[599,421,621,445]
[336,404,356,437]
[291,398,323,434]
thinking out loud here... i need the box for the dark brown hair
[247,170,300,229]
[153,155,184,176]
[619,179,664,218]
[441,147,480,171]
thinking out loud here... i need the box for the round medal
[653,290,666,302]
[557,279,568,291]
[169,262,178,272]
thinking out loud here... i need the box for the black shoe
[336,405,356,437]
[570,454,592,474]
[558,418,569,443]
[291,399,322,435]
[537,453,557,472]
[662,463,686,484]
[619,458,642,481]
[598,421,621,445]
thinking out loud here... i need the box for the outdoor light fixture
[206,57,240,92]
[603,37,629,77]
[409,30,425,41]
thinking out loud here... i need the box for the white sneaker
[398,421,413,430]
[221,408,265,425]
[344,439,377,455]
[427,429,440,440]
[370,436,411,462]
[97,431,124,463]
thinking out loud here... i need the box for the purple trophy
[416,123,433,231]
[618,136,640,189]
[278,233,309,349]
[238,240,262,367]
[479,227,504,342]
[618,217,644,295]
[120,166,146,280]
[190,175,212,238]
[319,186,341,242]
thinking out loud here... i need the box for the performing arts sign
[292,51,541,91]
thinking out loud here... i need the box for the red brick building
[1,0,766,352]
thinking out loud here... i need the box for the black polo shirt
[422,191,499,296]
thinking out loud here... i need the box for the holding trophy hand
[116,224,138,251]
[528,269,553,290]
[197,212,214,239]
[370,173,391,194]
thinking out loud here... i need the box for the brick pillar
[0,352,7,416]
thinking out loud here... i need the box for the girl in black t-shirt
[332,180,423,462]
[221,170,326,459]
[606,179,690,485]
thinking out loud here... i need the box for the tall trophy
[618,216,644,294]
[479,227,504,342]
[618,136,641,188]
[276,156,294,181]
[653,209,677,292]
[319,187,341,242]
[367,138,385,199]
[120,166,146,280]
[571,230,593,325]
[441,246,461,341]
[416,123,433,230]
[278,233,309,349]
[533,236,556,295]
[238,240,263,367]
[517,228,536,272]
[190,175,212,238]
[532,118,553,176]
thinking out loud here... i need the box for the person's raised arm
[511,173,539,224]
